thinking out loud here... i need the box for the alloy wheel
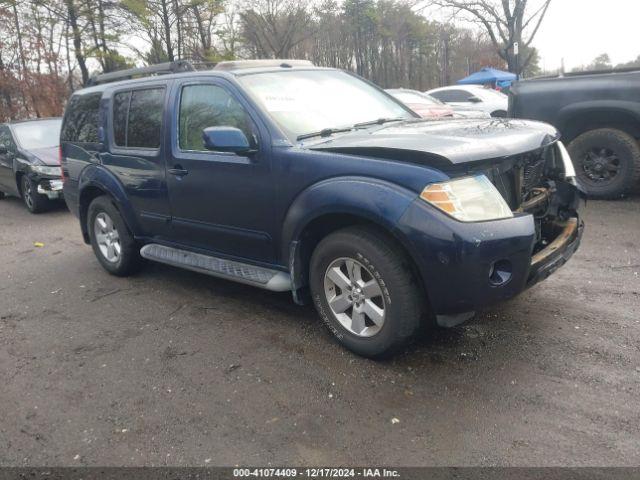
[323,257,386,337]
[22,177,33,210]
[94,212,121,263]
[581,147,621,184]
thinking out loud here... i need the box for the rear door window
[112,87,165,149]
[61,93,102,143]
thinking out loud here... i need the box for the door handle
[169,165,188,176]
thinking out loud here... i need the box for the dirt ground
[0,194,638,467]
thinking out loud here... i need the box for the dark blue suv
[60,60,583,357]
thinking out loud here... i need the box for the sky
[422,0,639,72]
[534,0,639,71]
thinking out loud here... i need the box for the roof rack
[213,59,314,71]
[86,60,195,86]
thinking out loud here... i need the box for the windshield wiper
[353,117,406,129]
[296,127,353,141]
[296,117,406,141]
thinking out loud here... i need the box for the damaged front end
[481,140,584,286]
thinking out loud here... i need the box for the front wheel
[309,226,426,358]
[568,128,640,199]
[21,175,49,213]
[87,195,142,276]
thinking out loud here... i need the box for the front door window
[179,84,256,152]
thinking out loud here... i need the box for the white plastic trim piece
[557,141,577,181]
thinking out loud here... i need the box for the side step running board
[140,244,292,292]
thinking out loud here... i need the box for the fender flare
[77,164,141,238]
[281,176,419,298]
[557,100,640,136]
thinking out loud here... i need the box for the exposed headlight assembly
[31,165,62,176]
[420,175,513,222]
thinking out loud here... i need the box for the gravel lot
[0,195,639,467]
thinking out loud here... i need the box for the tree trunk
[65,0,90,85]
[160,0,175,61]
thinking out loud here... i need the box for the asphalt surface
[0,194,639,467]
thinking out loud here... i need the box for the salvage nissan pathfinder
[60,60,583,357]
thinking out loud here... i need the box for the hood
[26,146,59,166]
[308,118,559,167]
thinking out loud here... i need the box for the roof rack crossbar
[86,60,195,86]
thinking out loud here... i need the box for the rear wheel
[0,191,5,200]
[309,226,425,358]
[568,128,640,199]
[87,195,142,276]
[21,175,49,213]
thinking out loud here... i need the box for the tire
[0,191,5,200]
[568,128,640,199]
[309,226,426,358]
[87,195,142,276]
[21,175,49,213]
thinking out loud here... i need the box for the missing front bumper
[37,179,63,199]
[527,217,583,287]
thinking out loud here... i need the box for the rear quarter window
[61,93,102,143]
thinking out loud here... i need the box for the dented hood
[307,118,560,165]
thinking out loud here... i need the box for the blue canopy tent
[457,67,517,86]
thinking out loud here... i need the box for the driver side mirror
[468,96,482,104]
[202,127,255,155]
[0,144,7,155]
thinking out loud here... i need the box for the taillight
[58,145,66,182]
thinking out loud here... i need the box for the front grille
[522,152,546,191]
[486,149,549,209]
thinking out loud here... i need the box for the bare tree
[240,0,314,59]
[428,0,552,74]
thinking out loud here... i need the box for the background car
[426,85,509,117]
[510,69,640,199]
[0,118,64,213]
[385,88,454,118]
[387,88,490,119]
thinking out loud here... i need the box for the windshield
[12,119,62,150]
[238,70,414,141]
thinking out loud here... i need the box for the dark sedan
[0,118,63,213]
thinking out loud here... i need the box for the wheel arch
[78,165,140,244]
[558,102,640,142]
[282,177,426,305]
